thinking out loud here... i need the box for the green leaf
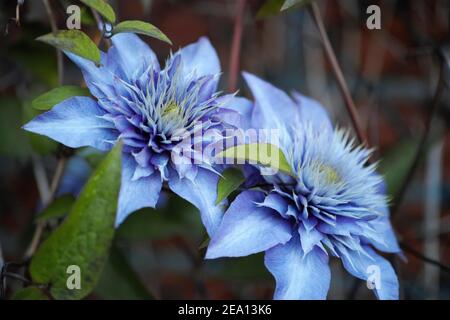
[216,143,294,176]
[215,168,245,205]
[281,0,312,11]
[80,0,116,23]
[113,20,172,45]
[12,287,49,300]
[37,195,75,222]
[198,236,210,250]
[94,245,154,299]
[257,0,284,18]
[29,143,122,300]
[379,140,420,197]
[32,86,90,111]
[37,30,101,65]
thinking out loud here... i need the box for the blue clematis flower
[206,72,401,300]
[23,34,240,233]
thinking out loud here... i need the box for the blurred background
[0,0,449,299]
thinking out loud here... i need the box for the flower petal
[242,72,299,130]
[65,51,115,99]
[264,233,331,300]
[362,210,401,253]
[179,37,220,78]
[339,245,399,300]
[116,153,162,226]
[217,95,253,130]
[110,33,160,78]
[206,191,292,259]
[168,167,224,236]
[23,97,118,151]
[291,91,332,135]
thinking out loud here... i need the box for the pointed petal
[206,191,292,259]
[339,245,399,300]
[298,224,324,255]
[168,167,223,236]
[179,37,220,78]
[362,175,401,253]
[65,51,114,99]
[264,234,331,300]
[363,211,401,253]
[110,33,160,78]
[116,153,162,226]
[291,91,332,135]
[23,97,118,151]
[217,95,254,130]
[242,72,299,130]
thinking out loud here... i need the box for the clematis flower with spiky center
[206,73,401,300]
[24,34,241,233]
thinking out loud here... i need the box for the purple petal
[362,209,401,253]
[339,245,399,300]
[168,167,223,236]
[217,95,254,130]
[291,91,332,135]
[179,37,220,78]
[116,153,162,226]
[298,224,324,255]
[264,233,331,300]
[110,33,160,78]
[65,52,115,99]
[206,191,292,259]
[242,72,299,130]
[23,97,118,151]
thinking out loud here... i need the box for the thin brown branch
[42,0,64,85]
[309,2,367,145]
[24,157,67,260]
[400,241,450,274]
[391,58,446,218]
[228,0,246,93]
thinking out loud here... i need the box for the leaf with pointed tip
[37,30,101,65]
[257,0,284,18]
[29,143,122,300]
[215,168,245,205]
[80,0,116,23]
[36,195,75,222]
[216,143,294,176]
[32,86,90,111]
[113,20,172,45]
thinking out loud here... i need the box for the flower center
[317,163,341,185]
[161,100,183,122]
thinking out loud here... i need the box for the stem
[91,9,112,49]
[15,2,21,26]
[391,58,445,218]
[309,2,367,145]
[400,241,450,274]
[42,0,64,85]
[2,273,32,285]
[228,0,246,92]
[24,157,66,260]
[31,154,51,204]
